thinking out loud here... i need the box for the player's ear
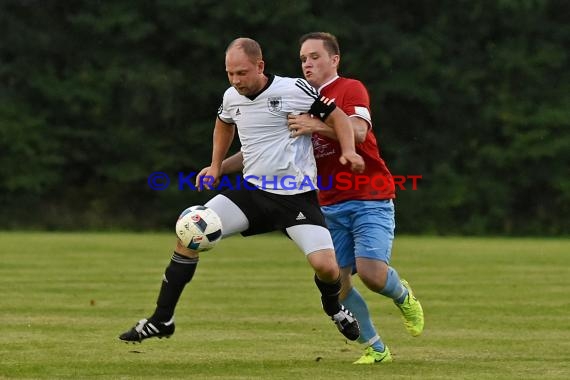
[257,59,265,74]
[332,54,340,67]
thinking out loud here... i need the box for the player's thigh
[325,217,355,269]
[285,224,334,255]
[204,194,249,237]
[321,203,357,269]
[272,190,332,254]
[352,200,395,263]
[286,225,338,280]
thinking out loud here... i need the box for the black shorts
[222,182,327,236]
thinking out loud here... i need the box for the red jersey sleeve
[338,79,372,127]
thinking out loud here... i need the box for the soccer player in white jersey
[119,38,365,344]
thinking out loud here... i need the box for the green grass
[1,232,569,379]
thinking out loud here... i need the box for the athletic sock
[149,252,198,323]
[342,287,385,351]
[313,274,342,316]
[379,266,408,304]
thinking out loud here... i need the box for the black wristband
[309,95,337,121]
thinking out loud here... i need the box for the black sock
[314,274,342,316]
[149,252,198,323]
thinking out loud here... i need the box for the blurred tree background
[1,0,568,235]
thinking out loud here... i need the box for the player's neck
[317,74,340,92]
[256,74,269,92]
[246,74,272,100]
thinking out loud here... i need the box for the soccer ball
[175,205,223,251]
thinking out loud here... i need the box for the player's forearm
[328,108,357,155]
[221,151,244,174]
[211,119,235,170]
[350,118,368,144]
[312,119,337,140]
[313,117,367,143]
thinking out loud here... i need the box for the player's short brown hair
[299,32,340,56]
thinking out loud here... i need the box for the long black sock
[149,252,198,323]
[314,274,342,316]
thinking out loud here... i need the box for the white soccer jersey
[218,75,327,195]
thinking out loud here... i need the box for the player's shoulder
[332,77,370,101]
[337,76,367,90]
[273,75,311,87]
[222,86,240,101]
[224,85,239,95]
[273,75,318,97]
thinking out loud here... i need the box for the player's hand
[339,151,365,173]
[288,113,319,137]
[195,166,220,191]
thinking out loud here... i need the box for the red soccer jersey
[313,76,395,205]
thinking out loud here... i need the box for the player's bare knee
[174,239,200,259]
[360,276,384,293]
[356,258,388,292]
[359,269,388,292]
[315,267,339,283]
[308,248,339,281]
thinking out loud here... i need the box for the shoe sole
[120,334,173,344]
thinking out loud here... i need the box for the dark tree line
[1,0,568,235]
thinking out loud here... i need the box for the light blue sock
[379,266,408,304]
[341,287,385,352]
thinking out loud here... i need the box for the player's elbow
[355,131,366,144]
[351,119,368,144]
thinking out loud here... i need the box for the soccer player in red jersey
[288,32,425,364]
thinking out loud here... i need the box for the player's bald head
[226,37,263,64]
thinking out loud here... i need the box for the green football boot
[395,279,424,337]
[353,346,393,364]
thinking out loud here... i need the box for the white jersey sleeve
[217,88,235,124]
[283,79,336,120]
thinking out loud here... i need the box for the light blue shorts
[321,199,395,269]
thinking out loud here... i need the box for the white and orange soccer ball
[175,205,222,251]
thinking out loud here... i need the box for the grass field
[0,232,569,379]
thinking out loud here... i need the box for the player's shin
[149,252,199,323]
[379,267,407,302]
[315,274,361,340]
[342,287,385,351]
[313,274,342,315]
